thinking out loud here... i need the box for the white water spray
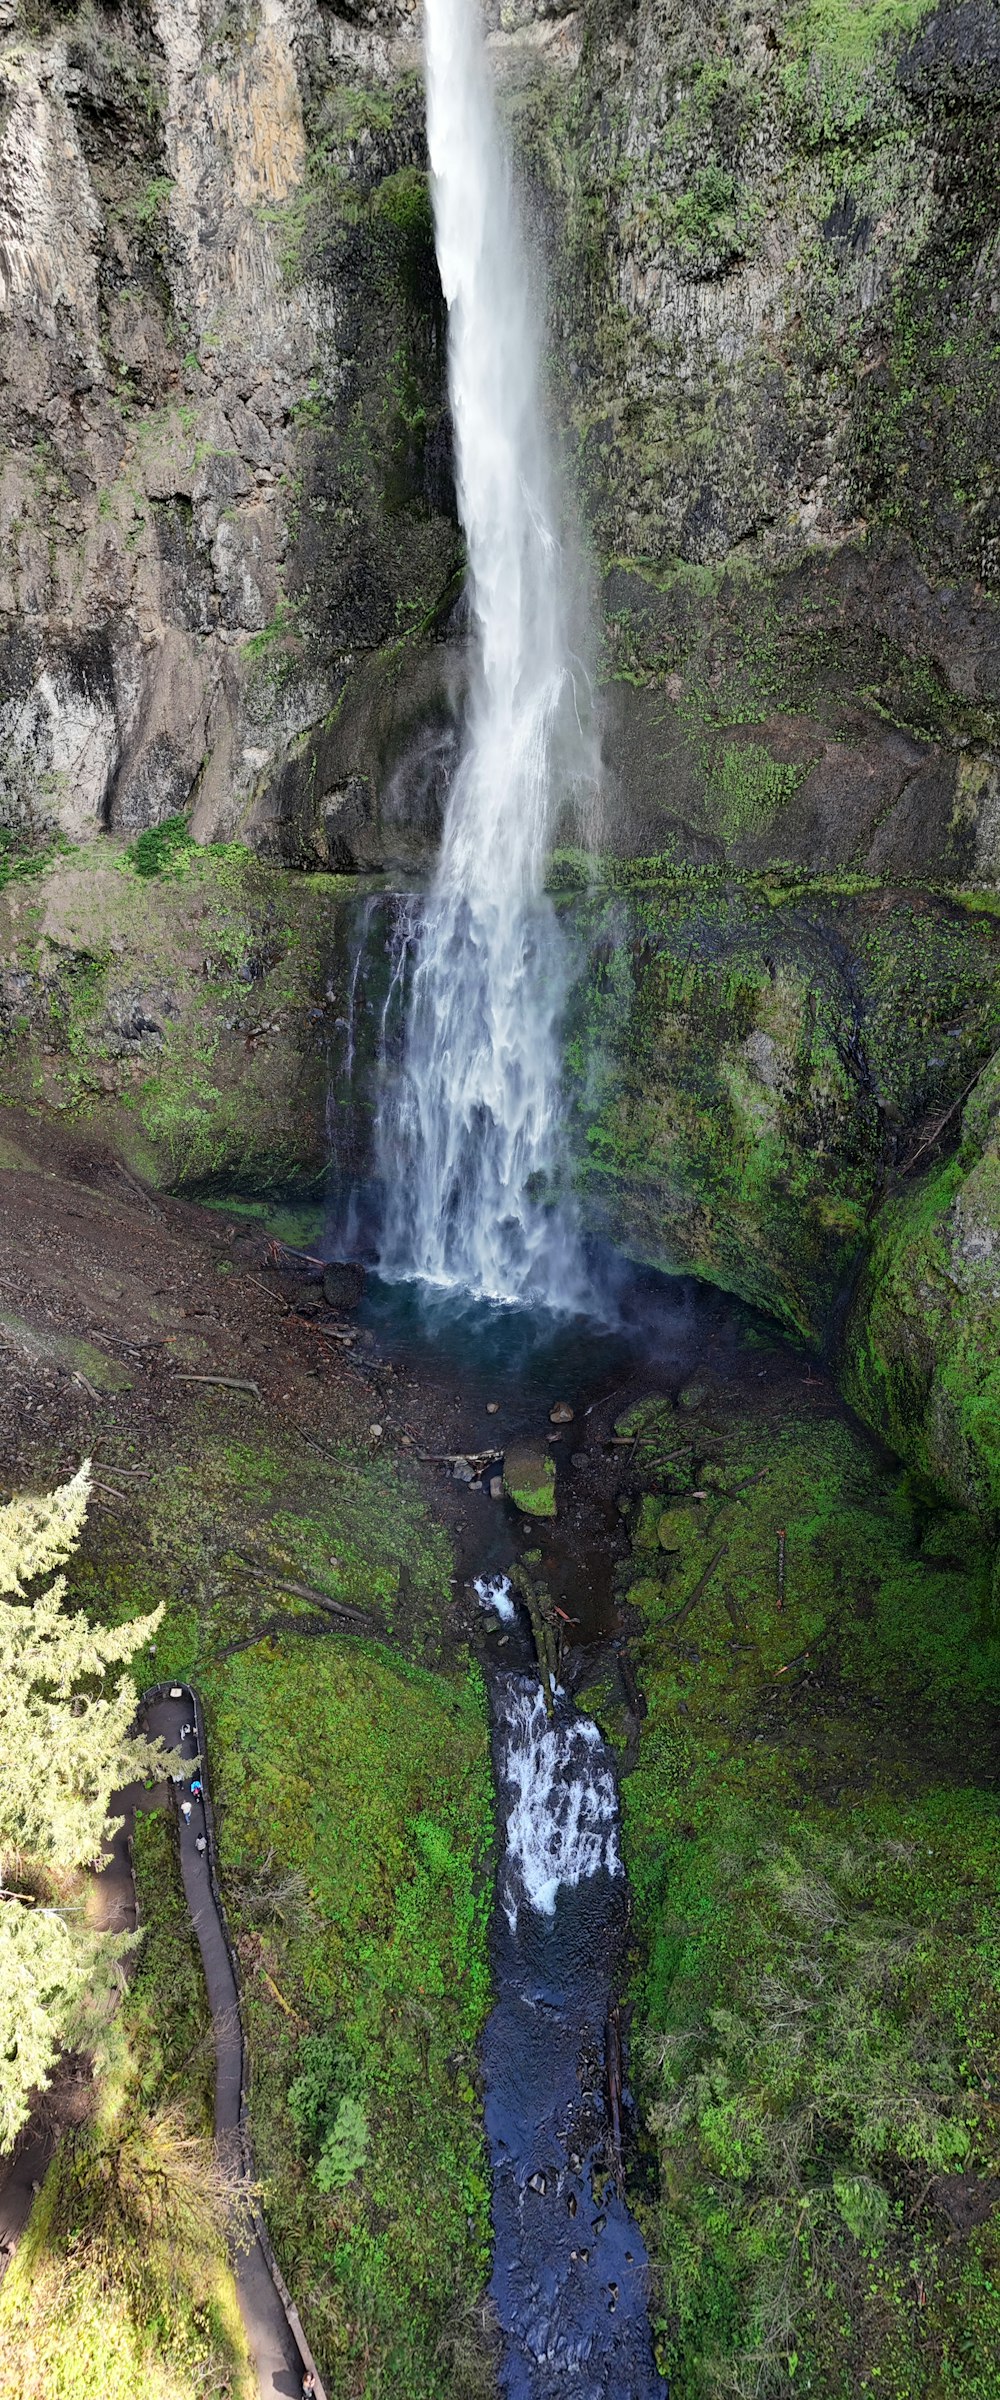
[378,0,595,1305]
[496,1677,622,1929]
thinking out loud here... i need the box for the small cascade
[494,1676,622,1929]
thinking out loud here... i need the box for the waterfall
[377,0,595,1307]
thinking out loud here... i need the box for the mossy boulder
[502,1438,557,1519]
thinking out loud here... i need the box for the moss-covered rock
[502,1437,557,1518]
[843,1047,1000,1537]
[616,1386,1000,2397]
[561,871,1000,1341]
[0,839,354,1192]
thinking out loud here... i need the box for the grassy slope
[67,1419,495,2400]
[0,1813,251,2400]
[205,1637,494,2399]
[609,1389,1000,2398]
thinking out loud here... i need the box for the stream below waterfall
[360,1265,692,2396]
[231,1182,877,2392]
[483,1666,662,2398]
[310,1243,817,2397]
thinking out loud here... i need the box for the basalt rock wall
[6,0,1000,877]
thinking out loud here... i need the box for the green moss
[203,1634,493,2398]
[561,878,1000,1343]
[0,841,346,1193]
[785,0,936,65]
[619,1396,1000,2398]
[706,741,810,842]
[503,1445,557,1518]
[843,1140,1000,1533]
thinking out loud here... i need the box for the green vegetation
[0,1464,167,2145]
[503,1442,557,1518]
[844,1132,1000,1541]
[614,1394,1000,2397]
[0,840,339,1194]
[133,174,174,229]
[0,830,64,893]
[204,1635,494,2398]
[657,163,744,270]
[786,0,936,65]
[126,814,195,878]
[0,1812,251,2400]
[706,743,809,843]
[562,879,1000,1343]
[57,1400,495,2395]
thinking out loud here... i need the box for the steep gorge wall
[6,0,1000,1532]
[6,0,1000,876]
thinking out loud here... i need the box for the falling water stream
[376,0,595,1306]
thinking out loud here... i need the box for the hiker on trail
[190,1777,203,1797]
[302,2373,317,2398]
[180,1800,192,1823]
[195,1836,207,1854]
[180,1720,193,1739]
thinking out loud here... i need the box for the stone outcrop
[0,0,456,861]
[843,1050,1000,1541]
[5,0,1000,876]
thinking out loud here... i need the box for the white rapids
[474,1573,517,1622]
[495,1677,622,1929]
[377,0,596,1306]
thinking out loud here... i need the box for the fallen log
[231,1558,371,1622]
[663,1544,728,1637]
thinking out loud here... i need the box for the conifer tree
[0,1462,173,2147]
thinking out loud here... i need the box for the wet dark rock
[322,1262,366,1311]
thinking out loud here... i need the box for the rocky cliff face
[6,0,1000,1526]
[0,0,458,863]
[6,0,1000,875]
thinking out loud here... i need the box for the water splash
[378,0,596,1307]
[475,1573,517,1623]
[495,1677,622,1930]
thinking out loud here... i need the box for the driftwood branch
[663,1545,728,1637]
[170,1373,262,1398]
[231,1557,371,1622]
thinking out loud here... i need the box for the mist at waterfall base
[375,0,597,1310]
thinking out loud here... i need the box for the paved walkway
[144,1686,320,2400]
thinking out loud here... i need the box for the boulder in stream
[502,1437,556,1518]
